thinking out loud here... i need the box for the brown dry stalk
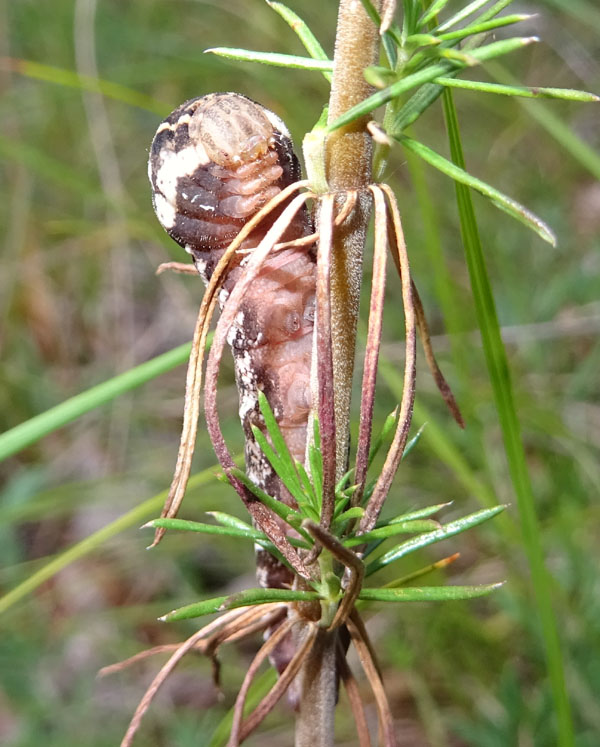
[354,185,389,505]
[357,184,417,536]
[337,643,372,747]
[411,279,465,427]
[314,193,337,531]
[347,611,397,747]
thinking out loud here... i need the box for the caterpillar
[149,92,316,677]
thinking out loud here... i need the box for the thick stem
[296,2,382,745]
[294,629,338,747]
[326,0,381,478]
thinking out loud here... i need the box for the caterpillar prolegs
[149,93,316,673]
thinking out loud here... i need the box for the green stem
[442,88,574,747]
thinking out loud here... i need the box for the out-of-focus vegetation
[1,1,599,745]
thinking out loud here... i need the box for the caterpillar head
[148,93,301,253]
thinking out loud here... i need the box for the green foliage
[1,0,598,745]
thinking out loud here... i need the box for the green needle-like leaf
[160,588,320,622]
[345,519,441,547]
[205,48,333,73]
[419,0,454,27]
[358,582,503,603]
[435,76,600,103]
[206,511,255,532]
[438,14,531,41]
[397,135,556,245]
[366,505,506,575]
[378,502,452,525]
[144,517,266,541]
[328,37,537,131]
[266,1,332,82]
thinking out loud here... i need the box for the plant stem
[296,2,382,745]
[325,0,381,478]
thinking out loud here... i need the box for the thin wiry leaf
[435,76,600,103]
[358,582,503,602]
[438,14,531,41]
[160,588,320,622]
[144,517,265,541]
[435,0,499,32]
[419,0,453,27]
[366,505,506,575]
[345,519,441,547]
[397,135,556,245]
[327,37,537,131]
[204,47,332,73]
[266,1,332,82]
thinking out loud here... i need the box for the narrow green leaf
[346,519,441,547]
[229,468,315,537]
[380,501,452,525]
[436,0,496,32]
[251,424,307,509]
[144,517,265,541]
[419,0,453,27]
[206,511,255,532]
[405,33,441,47]
[205,48,333,73]
[366,505,506,575]
[160,588,320,622]
[397,135,556,245]
[401,424,426,460]
[332,507,365,527]
[327,37,537,131]
[438,14,531,41]
[0,341,193,463]
[266,1,332,82]
[470,0,516,27]
[435,76,600,103]
[358,582,503,603]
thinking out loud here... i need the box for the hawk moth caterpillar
[149,92,316,679]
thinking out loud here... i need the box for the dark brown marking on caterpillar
[149,93,316,685]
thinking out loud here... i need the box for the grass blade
[0,467,220,615]
[0,342,193,463]
[442,87,575,746]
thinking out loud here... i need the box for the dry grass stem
[354,185,389,505]
[347,611,397,747]
[411,280,465,427]
[234,622,319,744]
[357,185,417,536]
[337,645,372,747]
[315,193,337,532]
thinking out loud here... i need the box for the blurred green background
[1,1,599,745]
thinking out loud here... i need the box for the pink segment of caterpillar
[149,94,316,657]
